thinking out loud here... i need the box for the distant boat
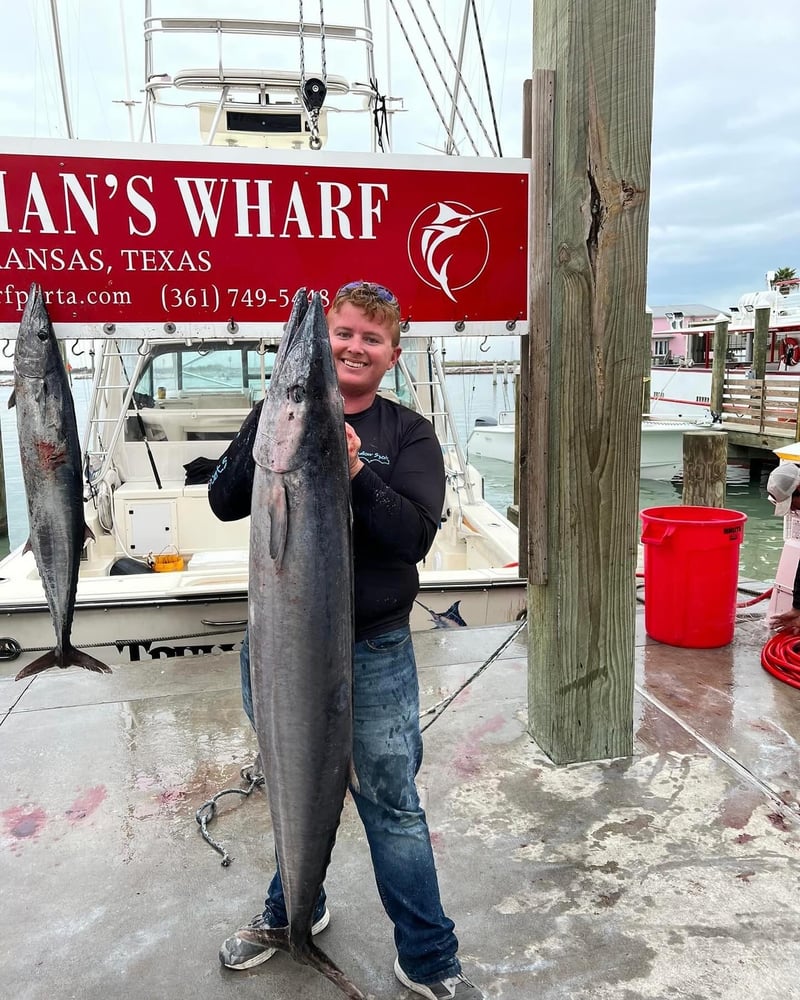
[467,411,709,480]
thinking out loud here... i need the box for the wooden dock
[719,372,800,453]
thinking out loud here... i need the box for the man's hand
[769,607,800,634]
[345,423,363,479]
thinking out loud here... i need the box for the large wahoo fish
[245,292,362,999]
[10,284,110,681]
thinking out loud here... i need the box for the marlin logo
[408,201,499,301]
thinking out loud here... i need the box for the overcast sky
[0,0,798,320]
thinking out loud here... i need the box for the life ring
[781,337,800,366]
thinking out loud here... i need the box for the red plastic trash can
[640,506,747,648]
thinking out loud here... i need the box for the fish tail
[15,645,112,680]
[300,939,366,1000]
[239,925,291,954]
[15,649,60,680]
[65,645,113,674]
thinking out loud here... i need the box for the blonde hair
[329,281,401,346]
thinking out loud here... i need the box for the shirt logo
[358,449,390,466]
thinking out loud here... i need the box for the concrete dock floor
[1,606,799,1000]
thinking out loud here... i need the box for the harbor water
[0,370,786,584]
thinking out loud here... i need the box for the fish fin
[7,388,15,408]
[268,476,288,569]
[15,649,60,680]
[300,939,366,1000]
[22,537,32,555]
[349,759,360,794]
[66,646,112,674]
[84,523,96,543]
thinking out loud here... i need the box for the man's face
[327,301,401,397]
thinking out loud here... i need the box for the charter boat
[0,6,526,672]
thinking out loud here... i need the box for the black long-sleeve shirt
[208,396,446,640]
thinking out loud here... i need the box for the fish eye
[289,384,305,403]
[37,331,49,342]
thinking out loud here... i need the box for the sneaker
[219,907,330,970]
[394,957,486,999]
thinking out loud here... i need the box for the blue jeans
[239,624,460,984]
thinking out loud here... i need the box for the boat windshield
[131,341,277,409]
[126,341,414,410]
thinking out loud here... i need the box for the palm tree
[772,266,797,293]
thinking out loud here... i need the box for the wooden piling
[710,318,729,420]
[527,1,655,764]
[682,431,727,507]
[752,305,770,380]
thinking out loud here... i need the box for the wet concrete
[1,608,798,999]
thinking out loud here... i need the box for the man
[209,281,486,1000]
[767,461,800,633]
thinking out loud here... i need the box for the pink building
[649,304,724,365]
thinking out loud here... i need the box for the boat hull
[468,418,697,480]
[0,552,525,672]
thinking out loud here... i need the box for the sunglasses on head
[337,280,397,304]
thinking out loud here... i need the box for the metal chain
[196,760,265,866]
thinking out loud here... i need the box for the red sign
[0,139,529,337]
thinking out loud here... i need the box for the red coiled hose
[761,633,800,690]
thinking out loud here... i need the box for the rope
[384,0,468,155]
[420,0,499,155]
[420,617,527,732]
[297,0,325,148]
[3,624,245,657]
[299,0,306,87]
[397,0,482,155]
[194,619,527,861]
[319,0,326,83]
[369,77,389,152]
[469,0,503,156]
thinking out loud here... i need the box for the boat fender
[783,337,800,366]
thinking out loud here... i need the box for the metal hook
[2,340,13,358]
[257,340,269,356]
[479,336,490,353]
[71,339,85,357]
[137,340,150,357]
